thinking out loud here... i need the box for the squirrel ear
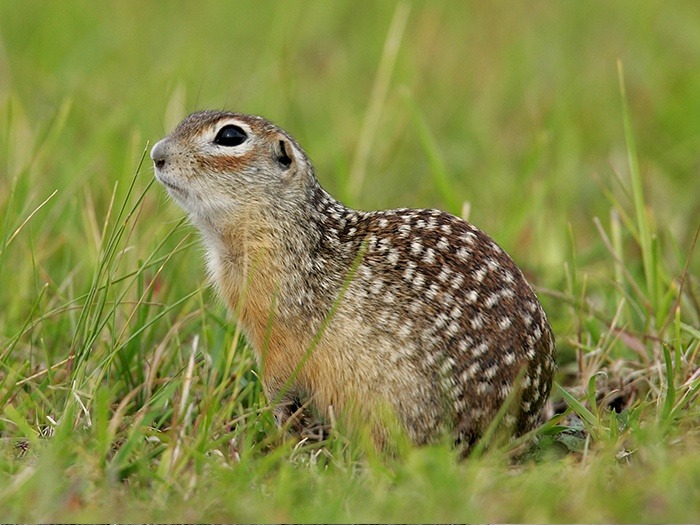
[275,139,293,171]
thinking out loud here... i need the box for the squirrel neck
[202,180,362,342]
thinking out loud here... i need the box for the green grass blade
[617,60,658,317]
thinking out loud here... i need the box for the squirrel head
[151,110,315,228]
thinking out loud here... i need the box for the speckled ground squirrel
[151,110,556,448]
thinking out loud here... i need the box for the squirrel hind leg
[274,395,330,444]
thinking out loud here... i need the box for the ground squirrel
[151,110,556,448]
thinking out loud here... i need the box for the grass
[1,0,699,522]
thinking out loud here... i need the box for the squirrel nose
[151,140,168,170]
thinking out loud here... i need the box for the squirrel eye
[214,124,248,147]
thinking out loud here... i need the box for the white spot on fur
[470,314,484,330]
[456,247,470,261]
[411,240,423,256]
[360,265,372,280]
[484,364,498,379]
[387,249,400,266]
[458,336,473,353]
[477,382,491,394]
[462,362,480,381]
[413,273,426,289]
[439,356,455,375]
[499,317,512,330]
[460,232,476,244]
[446,321,460,336]
[368,235,378,250]
[451,273,465,289]
[473,342,488,356]
[426,283,440,300]
[486,258,500,271]
[485,293,500,308]
[370,280,383,295]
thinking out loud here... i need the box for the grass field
[1,1,699,522]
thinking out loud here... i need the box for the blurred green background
[3,0,699,264]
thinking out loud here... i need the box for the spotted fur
[151,110,556,448]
